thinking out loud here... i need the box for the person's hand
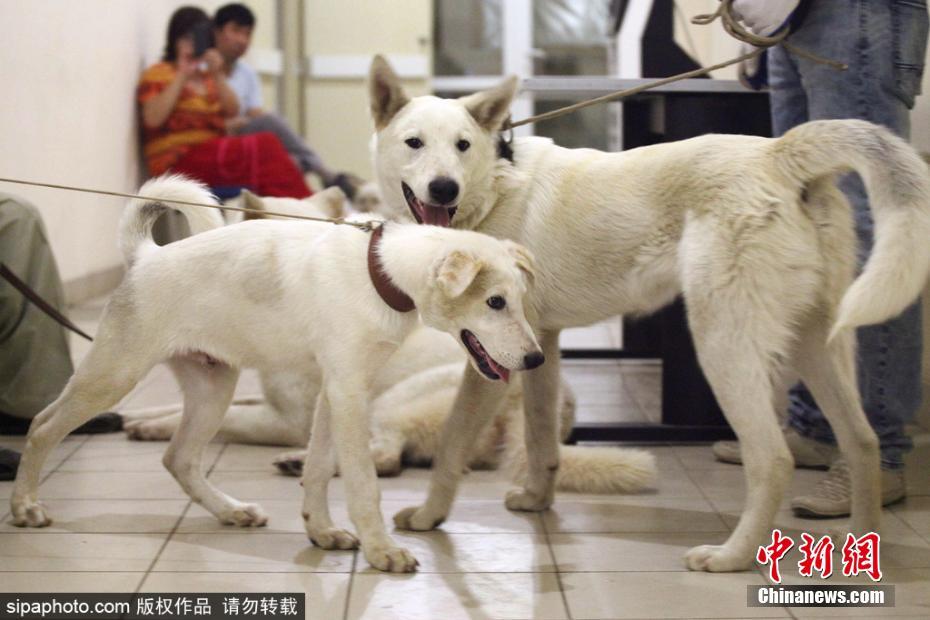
[732,0,799,36]
[201,49,225,76]
[177,56,200,81]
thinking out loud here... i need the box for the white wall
[0,0,274,300]
[303,0,432,179]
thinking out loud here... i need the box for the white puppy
[10,175,543,573]
[123,191,656,494]
[368,56,930,572]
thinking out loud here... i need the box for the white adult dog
[368,56,930,572]
[10,175,546,573]
[123,190,655,494]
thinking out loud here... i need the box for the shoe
[791,458,906,518]
[0,411,123,436]
[712,427,839,469]
[0,448,20,481]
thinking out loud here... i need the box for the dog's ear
[436,250,483,298]
[503,240,536,285]
[460,75,519,132]
[242,190,266,220]
[309,187,347,219]
[369,55,410,130]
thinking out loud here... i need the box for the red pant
[171,132,311,198]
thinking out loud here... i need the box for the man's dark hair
[163,6,210,62]
[215,3,256,28]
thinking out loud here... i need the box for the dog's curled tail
[118,174,224,266]
[504,445,657,494]
[774,119,930,340]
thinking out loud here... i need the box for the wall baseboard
[63,264,124,306]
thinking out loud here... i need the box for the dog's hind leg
[301,391,358,550]
[506,329,562,512]
[162,355,265,526]
[393,363,509,531]
[678,210,820,571]
[11,338,157,527]
[683,309,794,572]
[793,318,881,534]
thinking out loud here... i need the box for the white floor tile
[543,496,729,534]
[356,532,555,574]
[550,531,730,572]
[152,533,354,573]
[38,471,187,499]
[347,572,568,620]
[58,436,220,472]
[890,496,930,544]
[561,570,788,619]
[0,532,164,572]
[0,571,144,592]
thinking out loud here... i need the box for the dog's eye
[487,295,506,310]
[405,138,423,149]
[456,139,471,152]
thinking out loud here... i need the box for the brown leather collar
[367,224,415,313]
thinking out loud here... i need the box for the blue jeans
[770,0,929,469]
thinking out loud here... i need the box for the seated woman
[139,6,310,198]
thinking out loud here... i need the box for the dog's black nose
[524,352,545,370]
[428,178,459,205]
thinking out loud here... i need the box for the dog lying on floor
[367,55,930,572]
[122,190,656,495]
[10,174,550,573]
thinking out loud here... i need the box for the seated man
[0,193,121,480]
[213,3,362,197]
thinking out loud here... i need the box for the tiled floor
[1,302,928,619]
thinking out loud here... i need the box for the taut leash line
[0,177,375,232]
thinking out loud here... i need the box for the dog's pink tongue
[489,358,510,383]
[423,205,451,227]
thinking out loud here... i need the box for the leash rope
[0,177,376,232]
[506,0,846,130]
[0,263,94,341]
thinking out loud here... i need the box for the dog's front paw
[219,503,268,527]
[308,527,360,550]
[684,544,752,572]
[505,488,552,512]
[393,505,445,531]
[11,499,52,528]
[271,451,306,477]
[124,418,174,441]
[363,543,419,573]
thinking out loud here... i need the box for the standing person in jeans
[713,0,929,517]
[212,3,361,197]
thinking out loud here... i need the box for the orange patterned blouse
[137,62,226,176]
